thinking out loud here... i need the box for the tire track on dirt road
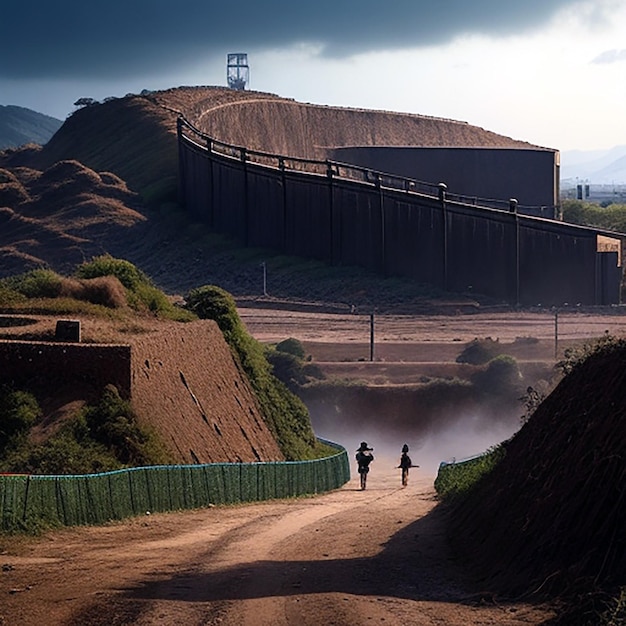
[51,468,556,626]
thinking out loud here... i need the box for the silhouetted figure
[356,441,374,490]
[399,443,413,487]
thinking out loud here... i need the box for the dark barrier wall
[178,119,622,307]
[0,341,131,397]
[328,146,559,218]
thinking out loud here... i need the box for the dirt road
[1,466,555,626]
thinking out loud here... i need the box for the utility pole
[261,261,268,297]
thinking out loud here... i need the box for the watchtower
[227,53,249,90]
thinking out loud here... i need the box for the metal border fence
[0,439,350,530]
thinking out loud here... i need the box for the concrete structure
[329,146,560,219]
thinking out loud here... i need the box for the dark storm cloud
[2,0,585,79]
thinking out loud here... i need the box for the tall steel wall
[178,120,621,306]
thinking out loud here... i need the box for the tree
[73,97,96,108]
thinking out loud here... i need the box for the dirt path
[1,467,555,626]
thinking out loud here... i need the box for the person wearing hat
[398,443,416,487]
[356,441,374,490]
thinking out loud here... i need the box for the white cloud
[592,49,626,64]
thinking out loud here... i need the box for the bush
[75,256,195,320]
[83,384,170,466]
[0,386,171,475]
[472,354,523,397]
[3,269,62,299]
[185,285,326,460]
[456,337,502,365]
[75,255,149,291]
[266,350,308,391]
[59,276,128,308]
[0,386,41,451]
[434,445,506,501]
[275,338,306,360]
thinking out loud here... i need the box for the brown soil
[3,309,625,624]
[0,315,283,465]
[0,473,557,626]
[1,86,625,623]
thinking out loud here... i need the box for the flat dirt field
[3,307,626,625]
[240,306,626,384]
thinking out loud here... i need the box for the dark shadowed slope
[448,339,626,603]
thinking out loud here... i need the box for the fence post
[280,157,288,252]
[207,137,215,228]
[242,148,249,246]
[327,161,335,265]
[439,183,448,291]
[376,174,386,275]
[510,198,520,305]
[177,117,186,207]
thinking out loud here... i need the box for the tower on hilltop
[227,53,249,90]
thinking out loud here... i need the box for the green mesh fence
[0,439,350,530]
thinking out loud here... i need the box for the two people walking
[355,441,417,489]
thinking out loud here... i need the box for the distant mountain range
[560,145,626,186]
[0,105,63,149]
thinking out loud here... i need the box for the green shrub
[275,338,306,360]
[0,386,41,451]
[185,285,326,460]
[3,417,121,475]
[0,284,26,307]
[2,269,62,299]
[456,337,502,365]
[75,255,149,290]
[266,350,308,391]
[0,386,171,475]
[472,354,523,396]
[434,445,506,501]
[75,256,195,321]
[558,333,625,376]
[83,384,170,466]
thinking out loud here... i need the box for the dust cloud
[311,406,522,478]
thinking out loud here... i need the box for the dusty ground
[240,306,626,384]
[0,470,557,626]
[3,308,626,625]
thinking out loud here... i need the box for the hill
[561,145,626,185]
[448,338,626,611]
[0,86,530,310]
[0,105,63,149]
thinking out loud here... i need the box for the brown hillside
[448,339,626,599]
[0,316,284,464]
[128,319,284,464]
[0,159,145,277]
[188,95,541,159]
[0,85,546,301]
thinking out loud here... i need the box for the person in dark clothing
[399,443,413,486]
[355,441,374,490]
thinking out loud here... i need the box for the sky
[2,0,625,152]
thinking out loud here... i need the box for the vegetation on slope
[185,285,333,460]
[437,335,626,625]
[0,259,328,467]
[0,256,194,321]
[0,384,171,475]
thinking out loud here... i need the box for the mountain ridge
[0,104,63,149]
